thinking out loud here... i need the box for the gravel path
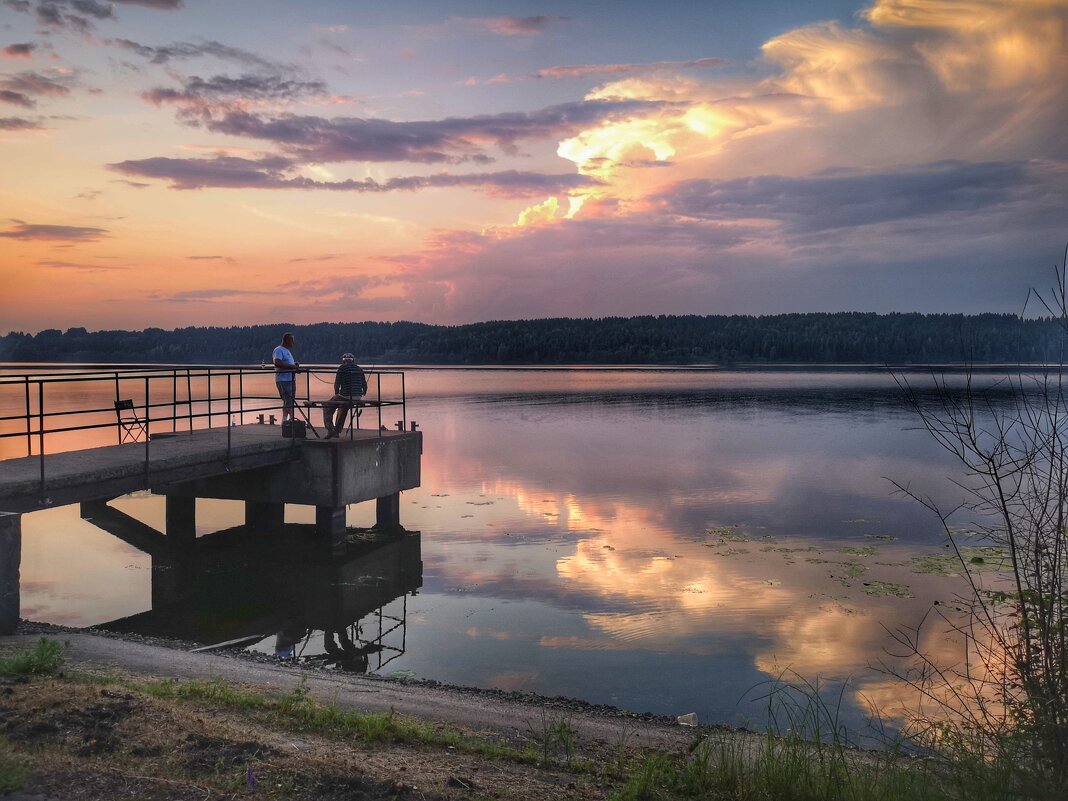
[3,627,742,758]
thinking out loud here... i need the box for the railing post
[377,372,382,435]
[226,373,232,465]
[172,370,177,433]
[401,372,406,431]
[114,371,121,445]
[23,376,30,457]
[206,367,212,430]
[239,369,244,424]
[37,382,44,493]
[186,368,193,431]
[143,376,150,484]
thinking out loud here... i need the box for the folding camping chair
[114,398,147,444]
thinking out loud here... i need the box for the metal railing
[0,364,408,492]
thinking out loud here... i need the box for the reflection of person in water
[323,626,375,672]
[274,622,308,659]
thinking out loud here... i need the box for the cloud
[142,73,329,107]
[36,259,123,270]
[2,43,36,59]
[359,150,1067,323]
[163,288,266,301]
[288,253,340,262]
[113,0,182,8]
[1,0,180,32]
[107,154,603,197]
[109,178,149,188]
[104,38,285,71]
[0,115,44,129]
[178,98,683,165]
[469,15,569,35]
[0,70,74,109]
[0,221,107,241]
[185,254,235,264]
[535,57,726,80]
[550,0,1068,189]
[2,0,113,33]
[0,90,34,108]
[657,160,1063,233]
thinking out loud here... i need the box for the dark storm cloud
[2,43,36,59]
[185,98,681,164]
[105,38,284,71]
[143,73,329,105]
[659,161,1061,232]
[107,154,603,196]
[0,221,107,240]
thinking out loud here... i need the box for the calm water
[8,367,1006,733]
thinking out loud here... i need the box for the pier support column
[376,493,400,531]
[245,501,284,533]
[0,512,22,635]
[165,496,196,556]
[315,505,346,549]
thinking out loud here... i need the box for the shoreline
[8,619,734,745]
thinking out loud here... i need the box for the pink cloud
[2,43,36,60]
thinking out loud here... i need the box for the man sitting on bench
[323,352,368,438]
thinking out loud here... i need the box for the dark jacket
[334,363,368,397]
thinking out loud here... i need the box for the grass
[3,642,1049,800]
[0,637,67,677]
[607,674,1036,801]
[143,675,529,764]
[0,739,27,795]
[527,708,577,765]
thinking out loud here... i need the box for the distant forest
[0,313,1062,366]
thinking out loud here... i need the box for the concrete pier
[0,424,422,631]
[0,512,20,635]
[159,429,422,547]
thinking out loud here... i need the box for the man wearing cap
[323,352,368,438]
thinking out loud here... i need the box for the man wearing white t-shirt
[272,332,300,422]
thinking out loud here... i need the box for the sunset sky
[1,0,1066,333]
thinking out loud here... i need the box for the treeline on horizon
[0,313,1061,366]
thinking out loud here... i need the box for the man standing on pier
[272,332,300,423]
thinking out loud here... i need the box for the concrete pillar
[376,493,400,530]
[245,501,284,533]
[165,495,196,555]
[315,505,346,548]
[1,512,22,635]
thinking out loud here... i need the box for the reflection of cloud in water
[425,468,997,725]
[466,627,511,640]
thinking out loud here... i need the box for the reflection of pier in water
[99,523,422,674]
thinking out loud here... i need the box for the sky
[0,0,1066,333]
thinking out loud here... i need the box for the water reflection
[98,523,421,674]
[11,368,1021,731]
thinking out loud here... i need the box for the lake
[7,366,1007,736]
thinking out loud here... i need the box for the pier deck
[0,425,415,514]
